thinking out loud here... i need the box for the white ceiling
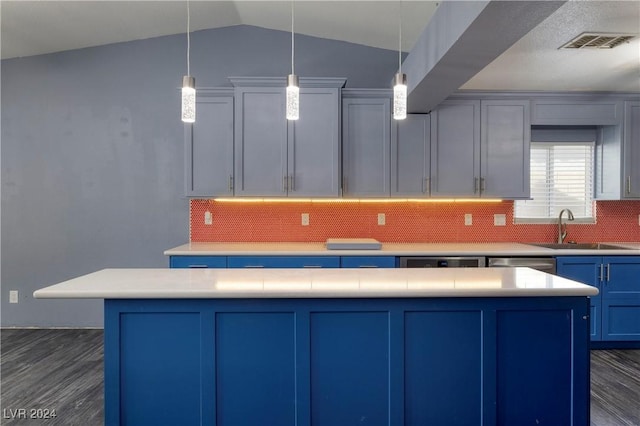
[1,0,639,92]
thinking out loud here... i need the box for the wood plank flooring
[1,329,639,425]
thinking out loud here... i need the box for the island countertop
[33,267,598,299]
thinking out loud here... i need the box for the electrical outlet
[301,213,310,226]
[464,214,473,226]
[9,291,18,304]
[638,214,640,226]
[204,211,213,225]
[377,213,386,226]
[494,214,506,226]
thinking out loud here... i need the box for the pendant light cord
[398,0,402,73]
[291,0,295,75]
[187,0,191,76]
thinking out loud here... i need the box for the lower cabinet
[556,256,640,342]
[340,256,397,268]
[227,256,340,268]
[105,296,590,426]
[170,256,227,268]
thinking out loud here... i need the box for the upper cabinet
[430,99,530,199]
[531,97,622,126]
[480,100,530,199]
[231,77,344,197]
[185,89,234,197]
[342,90,393,197]
[430,100,481,197]
[623,100,640,199]
[391,114,431,197]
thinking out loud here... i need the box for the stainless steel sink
[528,243,630,250]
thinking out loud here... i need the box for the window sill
[514,218,596,225]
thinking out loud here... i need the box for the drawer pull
[188,265,208,268]
[358,265,379,268]
[303,265,322,268]
[244,265,265,268]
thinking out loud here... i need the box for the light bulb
[181,76,196,123]
[393,73,407,120]
[286,74,299,121]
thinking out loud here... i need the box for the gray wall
[1,25,400,327]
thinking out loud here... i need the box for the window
[515,142,595,223]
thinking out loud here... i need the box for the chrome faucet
[557,209,575,243]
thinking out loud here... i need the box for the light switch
[494,214,506,226]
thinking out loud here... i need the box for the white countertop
[164,242,640,256]
[33,267,598,299]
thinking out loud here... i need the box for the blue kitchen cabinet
[227,256,340,268]
[342,90,393,197]
[556,256,602,340]
[623,100,640,199]
[531,96,623,125]
[480,100,530,199]
[185,89,234,197]
[340,256,397,268]
[232,81,288,196]
[391,114,431,197]
[105,296,590,426]
[231,77,344,197]
[170,256,227,268]
[557,256,640,341]
[430,100,481,197]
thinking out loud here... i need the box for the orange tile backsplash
[190,200,640,243]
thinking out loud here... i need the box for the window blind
[515,142,594,220]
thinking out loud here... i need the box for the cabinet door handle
[290,175,295,192]
[342,177,348,194]
[358,265,379,268]
[283,176,288,192]
[228,175,234,192]
[303,265,322,268]
[188,265,208,268]
[628,176,632,194]
[243,265,265,268]
[606,263,610,282]
[599,264,604,281]
[474,178,479,194]
[480,177,486,192]
[423,178,431,194]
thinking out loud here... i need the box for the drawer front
[227,256,340,268]
[340,256,397,268]
[170,256,227,268]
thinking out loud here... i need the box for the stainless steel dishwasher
[486,257,556,274]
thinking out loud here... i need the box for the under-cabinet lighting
[212,198,504,204]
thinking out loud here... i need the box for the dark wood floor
[1,329,639,425]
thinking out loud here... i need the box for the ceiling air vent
[560,32,636,49]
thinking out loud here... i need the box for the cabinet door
[169,256,227,268]
[234,87,288,196]
[602,298,640,341]
[556,256,602,341]
[391,114,431,197]
[430,100,480,197]
[227,256,340,268]
[602,257,640,300]
[340,256,397,268]
[288,88,340,197]
[342,96,392,197]
[185,93,234,197]
[623,100,640,198]
[480,100,530,199]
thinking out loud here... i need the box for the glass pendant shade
[181,75,196,123]
[393,72,407,120]
[286,74,299,121]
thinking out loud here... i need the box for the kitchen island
[34,267,597,426]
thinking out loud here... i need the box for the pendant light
[393,0,407,120]
[286,0,299,120]
[181,0,196,123]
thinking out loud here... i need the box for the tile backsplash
[190,200,640,243]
